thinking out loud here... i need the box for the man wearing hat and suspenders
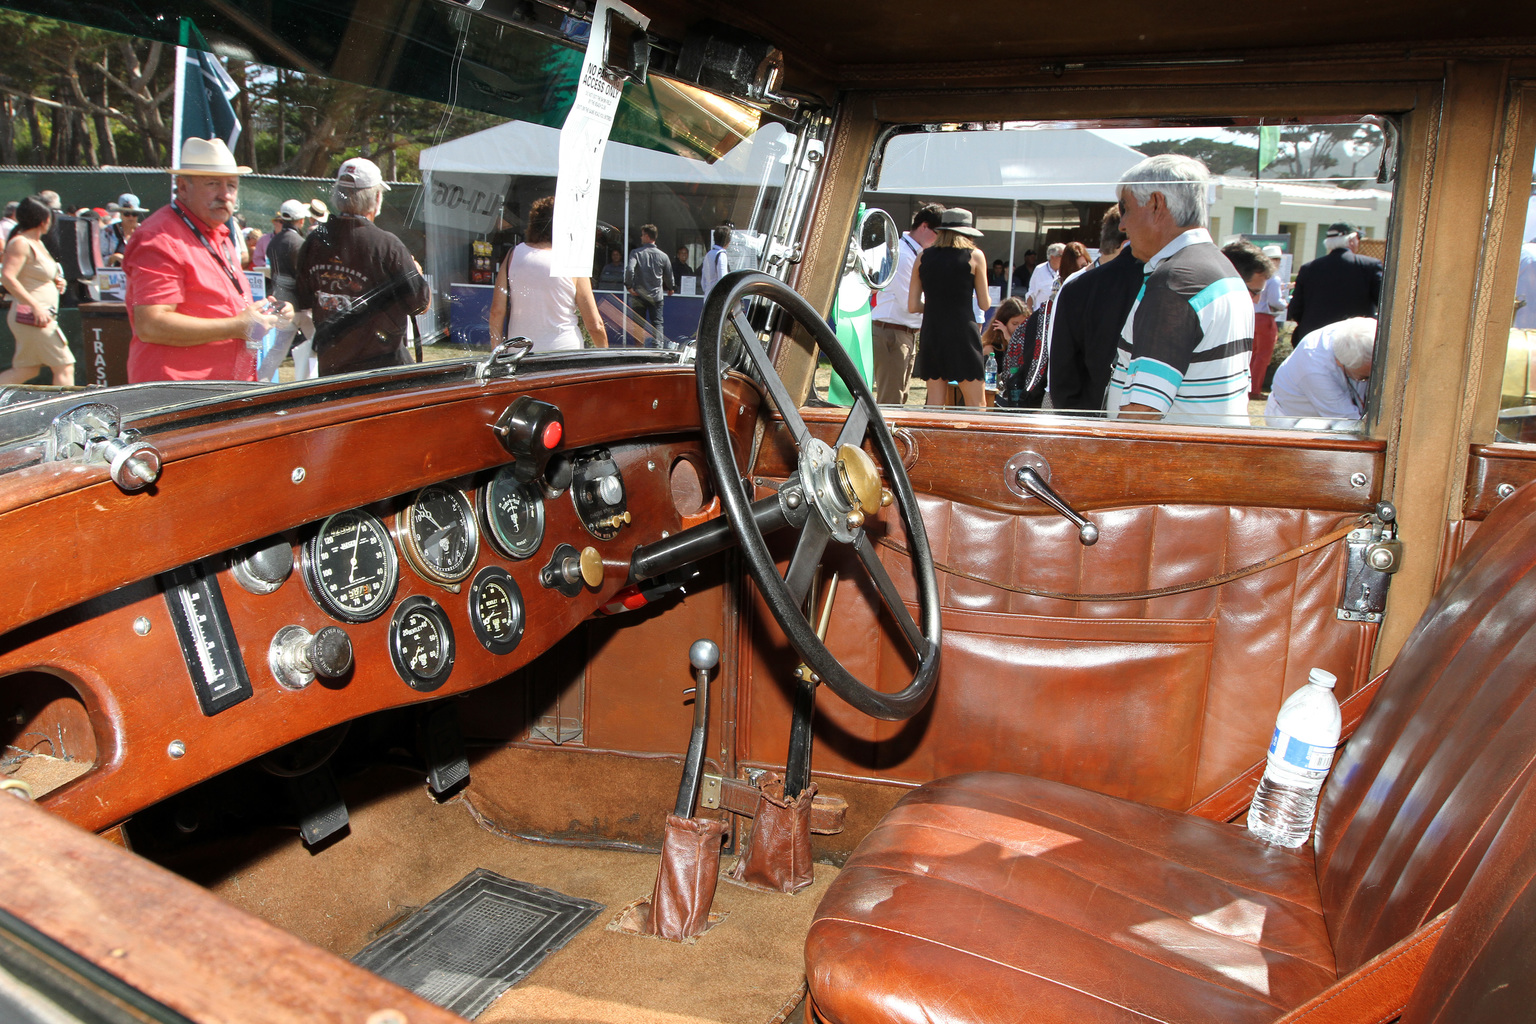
[122,137,287,382]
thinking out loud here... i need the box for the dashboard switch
[492,396,565,484]
[270,625,355,690]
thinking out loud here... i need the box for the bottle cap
[1308,668,1337,689]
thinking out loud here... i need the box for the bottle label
[1268,727,1337,777]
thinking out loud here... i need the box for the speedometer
[399,486,479,585]
[301,509,399,622]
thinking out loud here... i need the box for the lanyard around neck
[171,202,246,299]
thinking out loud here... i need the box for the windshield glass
[0,1,818,425]
[845,119,1393,431]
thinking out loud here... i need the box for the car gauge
[468,566,525,655]
[481,466,545,559]
[399,486,479,585]
[301,509,399,623]
[389,596,455,691]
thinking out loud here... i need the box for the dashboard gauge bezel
[480,466,546,560]
[468,566,526,655]
[388,595,455,691]
[301,509,400,623]
[397,486,480,587]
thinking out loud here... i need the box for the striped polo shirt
[1106,228,1254,418]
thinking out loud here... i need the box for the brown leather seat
[806,483,1536,1024]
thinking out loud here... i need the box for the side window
[842,120,1393,432]
[1495,144,1536,442]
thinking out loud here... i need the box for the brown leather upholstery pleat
[807,482,1536,1023]
[1315,482,1536,972]
[1399,763,1536,1023]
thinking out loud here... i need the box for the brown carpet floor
[198,769,834,1024]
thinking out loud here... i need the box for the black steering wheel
[695,270,941,721]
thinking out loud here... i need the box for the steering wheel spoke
[732,309,813,450]
[696,270,941,722]
[784,514,832,608]
[854,533,924,653]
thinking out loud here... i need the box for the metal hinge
[1338,502,1402,623]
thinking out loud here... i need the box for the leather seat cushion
[806,772,1337,1024]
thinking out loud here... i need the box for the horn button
[799,438,883,543]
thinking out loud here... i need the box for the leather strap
[1271,911,1448,1024]
[876,516,1363,602]
[714,775,847,834]
[1190,667,1388,822]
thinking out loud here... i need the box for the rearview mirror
[850,208,899,290]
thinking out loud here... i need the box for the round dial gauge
[389,596,455,691]
[468,566,525,655]
[481,466,545,560]
[302,510,399,623]
[399,486,479,585]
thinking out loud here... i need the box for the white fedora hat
[171,137,252,176]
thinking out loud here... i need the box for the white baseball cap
[336,157,390,191]
[278,199,308,222]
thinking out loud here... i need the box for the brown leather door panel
[742,414,1384,810]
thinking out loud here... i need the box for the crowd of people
[871,153,1386,423]
[0,143,1393,421]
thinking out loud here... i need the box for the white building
[1208,177,1393,265]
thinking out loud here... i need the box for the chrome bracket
[47,402,162,492]
[476,336,534,383]
[1338,505,1402,623]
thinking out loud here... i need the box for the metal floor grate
[351,868,603,1018]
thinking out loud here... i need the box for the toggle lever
[676,639,718,817]
[1016,467,1099,546]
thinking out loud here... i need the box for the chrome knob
[103,437,161,491]
[689,638,720,672]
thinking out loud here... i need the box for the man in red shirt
[123,138,279,382]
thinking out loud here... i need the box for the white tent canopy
[872,128,1146,202]
[419,118,792,186]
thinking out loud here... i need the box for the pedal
[285,764,348,846]
[421,703,470,795]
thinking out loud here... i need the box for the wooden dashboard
[0,364,759,833]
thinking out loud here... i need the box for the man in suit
[1286,222,1383,343]
[1048,206,1144,410]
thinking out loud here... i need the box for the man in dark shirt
[265,200,307,305]
[296,158,429,376]
[1287,222,1383,342]
[625,224,674,341]
[1048,208,1144,410]
[671,246,694,282]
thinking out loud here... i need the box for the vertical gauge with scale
[399,486,480,586]
[480,465,546,559]
[301,509,399,623]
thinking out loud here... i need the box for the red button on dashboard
[542,420,563,449]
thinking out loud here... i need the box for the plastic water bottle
[984,352,998,388]
[1247,668,1342,847]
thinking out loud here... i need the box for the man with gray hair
[1025,242,1065,311]
[1286,221,1382,343]
[295,157,429,376]
[1265,316,1375,425]
[1107,154,1253,418]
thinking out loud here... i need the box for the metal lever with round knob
[1016,467,1099,546]
[269,625,354,690]
[675,639,719,817]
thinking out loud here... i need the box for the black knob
[492,396,564,484]
[309,627,354,678]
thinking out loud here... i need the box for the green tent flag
[1258,126,1281,171]
[827,268,874,406]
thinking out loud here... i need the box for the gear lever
[676,639,718,817]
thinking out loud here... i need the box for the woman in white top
[488,195,607,352]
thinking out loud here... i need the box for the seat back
[1314,482,1536,973]
[1398,757,1536,1023]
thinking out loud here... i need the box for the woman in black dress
[907,208,991,407]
